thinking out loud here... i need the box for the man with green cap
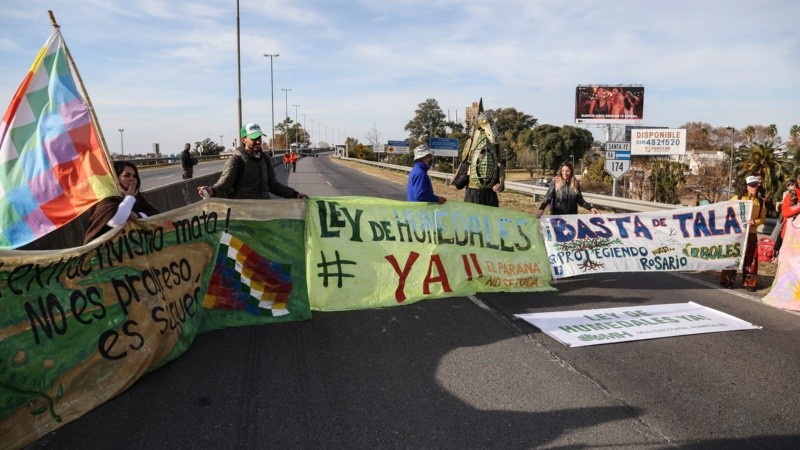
[198,122,307,200]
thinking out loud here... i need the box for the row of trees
[396,99,800,208]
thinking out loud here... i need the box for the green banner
[0,199,310,449]
[306,196,553,311]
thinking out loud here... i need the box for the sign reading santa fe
[604,142,631,179]
[631,128,687,156]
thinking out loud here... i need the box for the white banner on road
[515,302,761,347]
[540,201,752,279]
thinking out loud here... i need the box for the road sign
[605,159,630,179]
[386,140,410,154]
[604,142,631,179]
[429,137,459,157]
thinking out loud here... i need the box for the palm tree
[739,140,786,206]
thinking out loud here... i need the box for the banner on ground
[763,218,800,309]
[0,199,310,449]
[515,302,761,347]
[540,201,752,278]
[306,196,553,311]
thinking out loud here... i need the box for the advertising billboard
[630,128,687,155]
[386,140,410,155]
[575,85,644,124]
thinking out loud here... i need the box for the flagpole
[48,10,121,194]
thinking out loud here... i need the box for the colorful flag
[204,231,293,317]
[0,29,117,249]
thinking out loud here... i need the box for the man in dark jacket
[180,143,196,179]
[407,145,446,204]
[197,123,307,200]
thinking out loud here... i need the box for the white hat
[414,145,432,160]
[745,175,759,185]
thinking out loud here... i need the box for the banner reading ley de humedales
[540,200,753,278]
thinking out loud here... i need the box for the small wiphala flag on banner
[203,231,292,316]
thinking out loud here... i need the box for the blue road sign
[429,137,459,150]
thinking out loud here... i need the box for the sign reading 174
[604,142,631,179]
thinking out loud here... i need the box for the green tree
[649,161,686,204]
[404,99,447,143]
[739,140,787,209]
[194,138,224,156]
[490,107,537,150]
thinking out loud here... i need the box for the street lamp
[293,104,300,146]
[118,128,124,156]
[263,53,279,150]
[281,88,291,149]
[726,126,736,197]
[219,134,224,146]
[309,119,314,147]
[302,113,308,145]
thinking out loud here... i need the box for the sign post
[429,137,459,158]
[604,142,631,197]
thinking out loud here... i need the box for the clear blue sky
[1,1,798,156]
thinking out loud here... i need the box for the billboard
[386,140,410,155]
[575,85,644,124]
[630,128,687,155]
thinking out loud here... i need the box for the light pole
[118,128,124,156]
[263,53,279,150]
[219,134,224,147]
[281,88,291,148]
[302,113,308,145]
[292,104,300,146]
[726,126,736,197]
[309,119,314,147]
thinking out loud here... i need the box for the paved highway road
[30,154,800,448]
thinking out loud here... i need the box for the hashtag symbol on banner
[316,250,357,288]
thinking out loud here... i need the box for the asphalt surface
[27,154,800,449]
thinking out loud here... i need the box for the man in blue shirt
[407,145,446,204]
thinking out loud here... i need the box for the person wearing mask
[84,160,160,244]
[720,175,767,291]
[180,143,197,179]
[197,123,307,200]
[407,145,446,204]
[535,161,598,217]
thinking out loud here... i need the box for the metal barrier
[337,156,683,213]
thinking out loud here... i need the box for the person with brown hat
[720,175,766,291]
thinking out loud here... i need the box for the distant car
[535,178,550,187]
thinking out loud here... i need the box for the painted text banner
[540,200,753,278]
[306,196,553,310]
[0,199,310,449]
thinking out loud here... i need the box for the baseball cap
[414,145,432,160]
[240,123,263,139]
[745,175,759,186]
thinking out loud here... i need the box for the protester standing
[463,144,505,207]
[289,150,299,173]
[535,161,598,217]
[770,178,798,258]
[407,145,446,204]
[181,143,197,179]
[197,123,307,200]
[720,175,767,291]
